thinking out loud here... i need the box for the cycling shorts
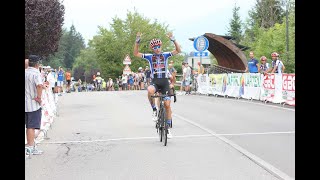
[150,78,171,101]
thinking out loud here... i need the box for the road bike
[151,88,176,146]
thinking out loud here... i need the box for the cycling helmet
[149,38,162,48]
[271,52,279,57]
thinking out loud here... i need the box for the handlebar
[151,93,176,98]
[151,88,177,103]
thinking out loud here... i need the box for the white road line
[40,131,295,145]
[42,136,158,144]
[173,113,294,180]
[217,131,295,136]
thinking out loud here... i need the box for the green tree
[46,25,86,69]
[226,3,243,44]
[241,0,295,73]
[63,25,86,69]
[25,0,64,58]
[72,47,100,82]
[249,0,284,29]
[46,28,68,69]
[90,9,184,79]
[242,0,285,47]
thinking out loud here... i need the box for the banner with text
[242,73,262,100]
[197,74,210,94]
[196,73,295,106]
[282,73,295,106]
[208,74,227,96]
[225,73,242,98]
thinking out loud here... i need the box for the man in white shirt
[25,55,43,155]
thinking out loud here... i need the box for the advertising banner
[260,73,275,101]
[242,73,262,100]
[208,74,227,96]
[225,73,242,98]
[197,74,210,94]
[282,73,295,106]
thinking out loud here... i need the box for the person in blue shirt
[57,66,65,96]
[245,51,259,73]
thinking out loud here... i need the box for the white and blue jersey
[142,52,173,79]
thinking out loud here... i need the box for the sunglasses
[152,45,161,50]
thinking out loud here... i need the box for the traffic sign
[193,35,209,52]
[194,51,209,57]
[123,64,132,75]
[123,54,132,65]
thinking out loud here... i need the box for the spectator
[92,74,96,87]
[245,51,259,73]
[121,74,128,90]
[138,68,145,90]
[270,52,285,74]
[65,69,72,93]
[25,55,43,155]
[77,78,82,92]
[259,56,270,75]
[118,76,122,91]
[144,66,151,87]
[197,61,204,75]
[128,74,134,90]
[46,69,56,93]
[57,66,64,96]
[183,62,192,95]
[179,62,186,94]
[107,78,114,91]
[133,72,140,90]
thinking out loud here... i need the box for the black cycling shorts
[150,78,170,95]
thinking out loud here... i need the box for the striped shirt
[142,52,173,79]
[25,67,42,112]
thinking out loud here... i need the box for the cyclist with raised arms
[133,32,181,139]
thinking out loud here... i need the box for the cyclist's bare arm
[133,32,143,58]
[167,32,181,55]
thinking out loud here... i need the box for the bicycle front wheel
[162,108,168,146]
[158,109,163,142]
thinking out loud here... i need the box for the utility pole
[285,0,289,63]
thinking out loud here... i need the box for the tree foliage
[226,3,243,44]
[90,9,184,80]
[72,47,100,83]
[63,25,86,69]
[46,25,85,69]
[241,0,295,73]
[25,0,64,58]
[248,0,284,29]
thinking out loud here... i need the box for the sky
[62,0,256,53]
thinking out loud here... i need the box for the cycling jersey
[142,52,173,79]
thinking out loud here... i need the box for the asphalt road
[25,90,295,180]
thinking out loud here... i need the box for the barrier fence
[25,86,58,158]
[195,73,295,106]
